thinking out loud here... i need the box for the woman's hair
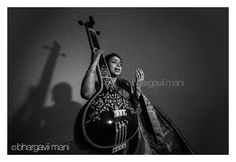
[104,53,122,64]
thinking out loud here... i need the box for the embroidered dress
[74,78,193,154]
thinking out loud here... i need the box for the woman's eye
[110,60,122,66]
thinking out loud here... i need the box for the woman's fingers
[135,70,139,83]
[136,68,144,81]
[140,69,144,80]
[93,47,103,55]
[93,47,98,53]
[136,69,140,80]
[135,68,144,89]
[136,68,141,78]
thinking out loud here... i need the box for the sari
[74,78,193,154]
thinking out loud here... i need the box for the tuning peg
[60,53,66,57]
[96,31,101,35]
[43,45,51,49]
[89,16,95,25]
[78,20,84,25]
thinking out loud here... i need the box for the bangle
[87,69,96,73]
[135,88,142,99]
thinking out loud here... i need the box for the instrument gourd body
[75,16,138,153]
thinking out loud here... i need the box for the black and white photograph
[7,7,228,155]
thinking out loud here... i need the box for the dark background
[8,8,228,154]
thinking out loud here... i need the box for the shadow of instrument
[18,41,64,126]
[8,41,64,153]
[74,16,138,154]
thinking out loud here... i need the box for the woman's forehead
[109,56,121,62]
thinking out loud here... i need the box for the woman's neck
[111,77,118,84]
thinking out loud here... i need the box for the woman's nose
[116,63,121,67]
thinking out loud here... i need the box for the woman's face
[107,56,122,77]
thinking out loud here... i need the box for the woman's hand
[93,48,103,59]
[134,68,144,98]
[81,48,103,100]
[90,48,103,70]
[135,68,144,88]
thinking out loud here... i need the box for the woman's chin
[111,72,120,77]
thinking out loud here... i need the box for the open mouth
[114,68,121,73]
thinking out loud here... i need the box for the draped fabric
[116,78,193,154]
[74,78,193,154]
[136,94,194,154]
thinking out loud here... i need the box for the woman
[77,48,193,154]
[81,48,143,101]
[79,48,153,154]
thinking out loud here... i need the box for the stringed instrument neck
[79,16,115,85]
[76,16,138,154]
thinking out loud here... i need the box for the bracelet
[87,69,96,73]
[135,87,142,99]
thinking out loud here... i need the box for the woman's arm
[129,68,145,107]
[81,48,103,100]
[134,68,145,99]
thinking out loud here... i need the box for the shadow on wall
[8,41,84,154]
[8,82,83,154]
